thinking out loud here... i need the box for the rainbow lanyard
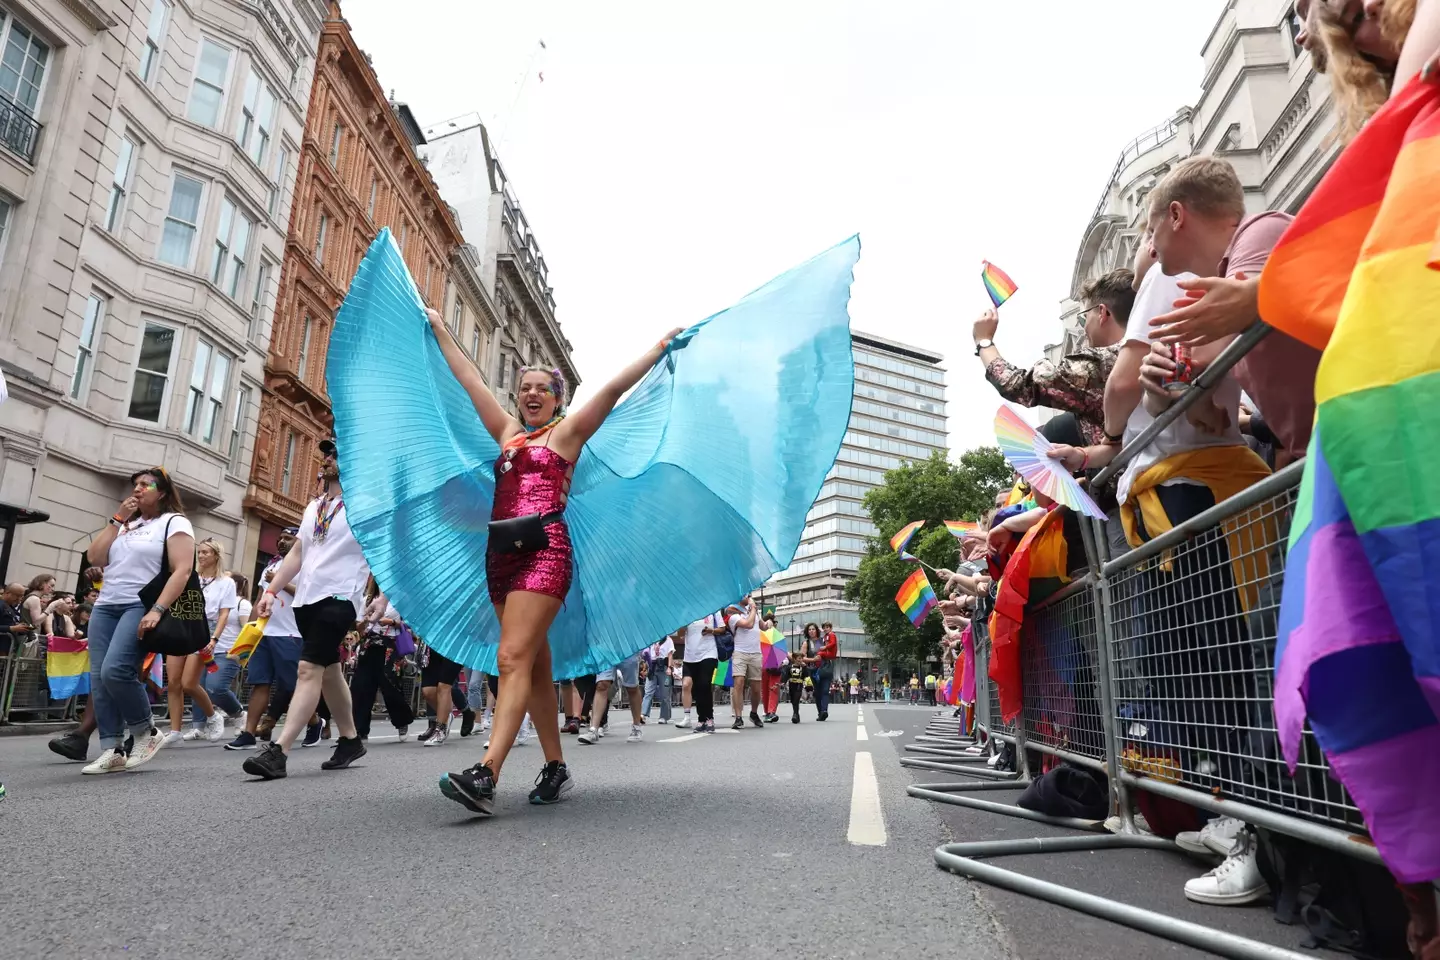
[313,496,344,543]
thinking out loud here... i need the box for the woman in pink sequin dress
[425,308,681,815]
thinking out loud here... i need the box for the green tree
[844,448,1011,669]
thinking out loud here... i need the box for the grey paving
[0,702,1009,960]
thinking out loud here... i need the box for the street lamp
[789,617,797,651]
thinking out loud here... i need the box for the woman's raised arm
[553,328,683,458]
[426,308,519,445]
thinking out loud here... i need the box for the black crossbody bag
[488,510,566,554]
[137,516,210,656]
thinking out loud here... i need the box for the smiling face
[197,542,219,574]
[517,370,560,427]
[320,448,340,484]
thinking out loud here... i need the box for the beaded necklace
[313,496,344,543]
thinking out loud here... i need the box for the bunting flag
[1256,77,1440,884]
[45,636,90,699]
[980,260,1018,307]
[895,569,938,628]
[988,507,1070,723]
[889,520,925,561]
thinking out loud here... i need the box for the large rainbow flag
[46,636,90,699]
[1257,77,1440,883]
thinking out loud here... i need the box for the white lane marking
[856,726,868,741]
[856,711,864,723]
[660,733,707,743]
[847,751,887,846]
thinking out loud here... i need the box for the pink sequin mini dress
[485,444,575,606]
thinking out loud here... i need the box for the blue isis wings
[328,229,858,679]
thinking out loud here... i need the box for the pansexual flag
[944,520,980,540]
[980,260,1018,308]
[46,636,90,699]
[890,520,924,561]
[895,569,937,628]
[1257,77,1440,883]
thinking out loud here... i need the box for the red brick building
[243,0,462,572]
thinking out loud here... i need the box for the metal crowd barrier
[905,323,1394,959]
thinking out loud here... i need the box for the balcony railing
[0,94,41,162]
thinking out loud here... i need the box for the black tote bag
[136,516,209,656]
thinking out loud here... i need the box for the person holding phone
[80,467,194,774]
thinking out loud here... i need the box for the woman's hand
[973,308,999,344]
[115,495,139,521]
[652,327,686,361]
[1047,444,1086,472]
[204,640,216,659]
[425,308,445,331]
[255,592,275,620]
[137,609,162,636]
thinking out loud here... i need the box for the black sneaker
[417,722,438,744]
[320,736,366,770]
[792,713,800,724]
[440,762,496,816]
[224,730,257,751]
[242,743,288,780]
[460,710,476,738]
[301,719,322,748]
[765,713,780,724]
[749,712,764,729]
[528,760,574,805]
[731,718,745,730]
[48,731,90,762]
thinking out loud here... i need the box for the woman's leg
[183,655,215,718]
[87,606,125,746]
[481,591,562,780]
[205,656,243,717]
[523,640,563,764]
[98,605,155,744]
[167,656,189,733]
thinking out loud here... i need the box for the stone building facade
[0,0,323,588]
[241,0,462,579]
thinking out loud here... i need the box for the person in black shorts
[243,438,379,780]
[418,646,466,746]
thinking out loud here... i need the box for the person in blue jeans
[641,634,676,722]
[227,529,304,750]
[800,622,836,721]
[80,467,192,775]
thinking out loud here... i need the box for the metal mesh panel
[1021,587,1105,762]
[973,617,1015,739]
[1106,480,1364,830]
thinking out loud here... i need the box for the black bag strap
[155,515,174,582]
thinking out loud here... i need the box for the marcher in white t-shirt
[227,528,304,751]
[641,635,676,722]
[676,613,721,730]
[243,437,380,781]
[167,539,233,744]
[80,467,195,775]
[726,597,766,731]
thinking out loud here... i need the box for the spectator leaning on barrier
[1,582,27,654]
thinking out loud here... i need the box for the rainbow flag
[890,520,924,561]
[895,569,937,628]
[144,652,164,689]
[714,657,733,688]
[46,636,90,699]
[228,618,266,664]
[980,260,1018,307]
[1257,77,1440,884]
[944,520,980,540]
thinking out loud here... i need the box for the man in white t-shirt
[227,527,304,751]
[641,635,676,722]
[726,597,765,731]
[243,439,380,780]
[676,613,721,731]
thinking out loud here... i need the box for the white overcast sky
[342,0,1221,453]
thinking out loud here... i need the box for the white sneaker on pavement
[578,726,600,745]
[203,711,226,742]
[124,729,167,770]
[423,727,447,747]
[627,724,642,743]
[674,716,692,729]
[81,748,127,775]
[166,729,189,745]
[1183,833,1266,905]
[1176,815,1246,857]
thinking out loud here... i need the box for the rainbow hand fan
[993,405,1106,519]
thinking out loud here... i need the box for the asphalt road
[0,701,1013,960]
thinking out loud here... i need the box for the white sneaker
[124,729,166,770]
[423,727,448,747]
[674,716,692,729]
[1176,815,1245,857]
[1183,834,1266,905]
[81,748,127,775]
[180,727,203,742]
[1103,810,1154,835]
[657,718,669,725]
[627,724,643,743]
[204,711,226,742]
[396,725,409,743]
[578,726,600,745]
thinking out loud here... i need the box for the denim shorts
[246,634,302,688]
[598,652,640,688]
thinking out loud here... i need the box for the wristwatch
[150,603,170,616]
[974,339,994,356]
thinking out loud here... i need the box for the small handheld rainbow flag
[981,260,1018,308]
[944,520,980,539]
[895,569,938,628]
[228,618,266,664]
[46,636,90,699]
[890,520,925,561]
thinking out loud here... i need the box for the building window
[470,326,481,363]
[248,260,271,341]
[127,321,176,423]
[104,136,137,233]
[280,429,295,495]
[269,147,288,217]
[70,293,106,400]
[451,298,462,334]
[139,0,169,84]
[328,122,342,167]
[158,173,203,267]
[184,338,230,443]
[367,175,377,219]
[237,71,277,167]
[313,211,328,265]
[296,313,312,381]
[398,220,408,252]
[1286,5,1305,55]
[187,38,232,127]
[424,260,432,299]
[227,383,251,471]
[211,195,254,298]
[0,14,49,114]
